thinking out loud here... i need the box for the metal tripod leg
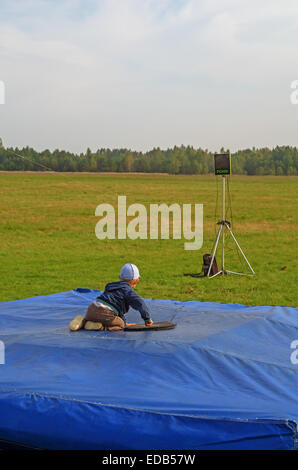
[225,224,255,276]
[207,224,223,277]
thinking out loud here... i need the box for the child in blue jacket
[69,264,153,331]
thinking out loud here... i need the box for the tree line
[0,139,297,175]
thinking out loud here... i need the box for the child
[69,263,153,332]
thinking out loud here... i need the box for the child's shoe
[84,321,104,331]
[69,315,85,331]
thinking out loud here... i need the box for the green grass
[0,172,297,307]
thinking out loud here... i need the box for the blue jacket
[96,281,151,322]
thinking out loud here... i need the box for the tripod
[207,176,255,278]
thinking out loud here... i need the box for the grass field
[0,172,297,307]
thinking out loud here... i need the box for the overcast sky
[0,0,298,153]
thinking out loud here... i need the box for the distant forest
[0,139,297,175]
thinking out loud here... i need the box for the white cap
[120,263,140,280]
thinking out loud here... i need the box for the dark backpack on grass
[202,253,219,277]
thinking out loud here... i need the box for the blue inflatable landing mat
[0,288,297,450]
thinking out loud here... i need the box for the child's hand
[145,320,153,326]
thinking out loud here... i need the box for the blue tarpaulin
[0,288,297,450]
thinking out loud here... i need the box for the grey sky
[0,0,298,153]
